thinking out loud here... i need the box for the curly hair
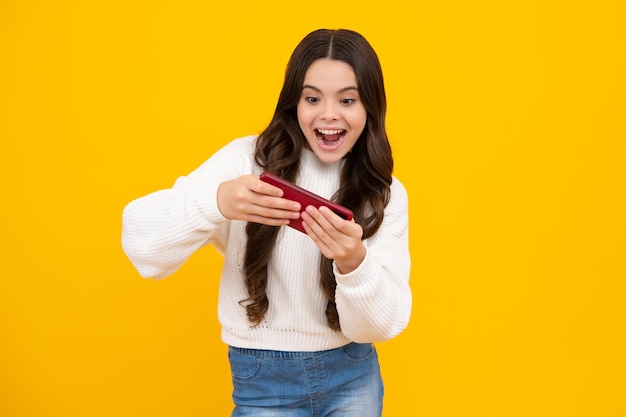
[241,29,393,330]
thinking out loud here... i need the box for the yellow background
[1,0,624,416]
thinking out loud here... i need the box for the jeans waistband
[228,342,354,359]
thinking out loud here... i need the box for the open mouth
[315,129,346,146]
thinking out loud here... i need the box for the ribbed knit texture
[122,135,412,351]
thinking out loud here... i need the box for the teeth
[318,129,344,135]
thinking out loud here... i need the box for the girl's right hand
[217,175,302,226]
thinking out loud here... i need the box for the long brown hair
[242,29,393,330]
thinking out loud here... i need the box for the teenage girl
[122,28,412,417]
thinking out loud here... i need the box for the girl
[122,28,411,417]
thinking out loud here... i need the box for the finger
[318,206,351,231]
[304,205,333,230]
[254,194,301,212]
[301,207,339,248]
[252,180,285,198]
[250,175,293,199]
[303,205,347,239]
[246,213,292,227]
[247,179,301,212]
[249,201,302,221]
[301,215,334,256]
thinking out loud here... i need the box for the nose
[320,101,339,120]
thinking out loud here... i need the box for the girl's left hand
[300,205,366,274]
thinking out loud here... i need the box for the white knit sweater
[122,135,412,351]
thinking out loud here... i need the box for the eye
[305,96,320,104]
[340,98,357,105]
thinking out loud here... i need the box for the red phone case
[260,172,353,233]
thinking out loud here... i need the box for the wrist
[335,243,366,274]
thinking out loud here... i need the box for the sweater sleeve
[121,136,256,279]
[333,177,412,342]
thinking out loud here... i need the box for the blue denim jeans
[228,342,384,417]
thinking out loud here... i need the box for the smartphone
[260,172,353,233]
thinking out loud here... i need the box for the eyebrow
[302,84,359,93]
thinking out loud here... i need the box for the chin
[314,150,348,164]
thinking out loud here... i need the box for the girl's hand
[217,175,301,226]
[300,206,366,273]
